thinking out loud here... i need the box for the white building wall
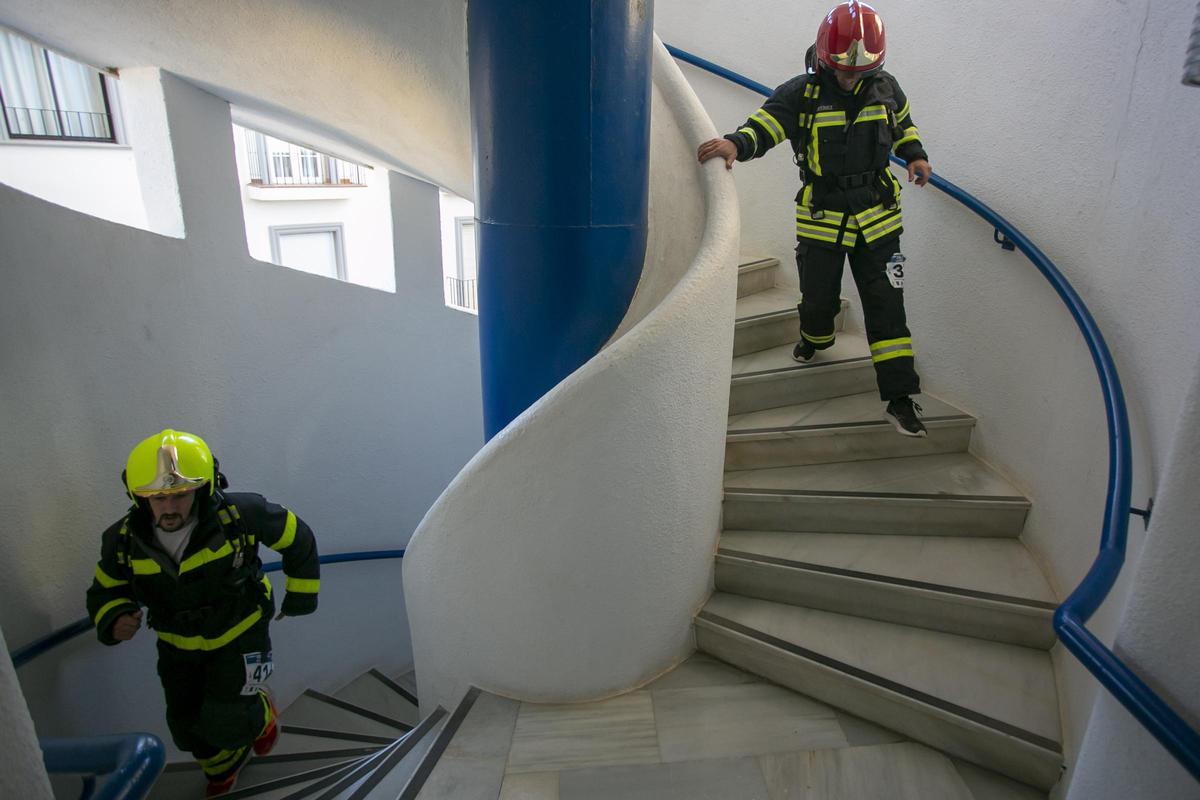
[0,142,147,229]
[0,69,482,759]
[656,0,1200,788]
[0,0,474,199]
[231,131,397,293]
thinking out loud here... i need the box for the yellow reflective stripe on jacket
[93,598,133,626]
[94,564,128,588]
[855,105,888,124]
[897,99,911,121]
[751,109,784,145]
[179,541,234,575]
[131,558,161,575]
[893,127,921,150]
[261,575,273,600]
[270,511,298,552]
[737,126,758,149]
[871,337,914,362]
[795,204,852,246]
[156,608,263,652]
[808,113,846,175]
[285,577,320,594]
[861,212,903,243]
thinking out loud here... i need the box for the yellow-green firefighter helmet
[124,429,215,500]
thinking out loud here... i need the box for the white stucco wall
[403,39,739,714]
[657,0,1200,784]
[1067,353,1200,799]
[0,628,53,799]
[0,70,482,757]
[0,0,473,199]
[0,142,147,229]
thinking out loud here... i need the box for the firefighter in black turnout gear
[86,429,320,797]
[699,0,932,436]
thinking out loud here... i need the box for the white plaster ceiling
[0,0,473,198]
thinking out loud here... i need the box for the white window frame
[268,223,347,281]
[454,216,476,280]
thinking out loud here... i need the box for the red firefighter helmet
[815,1,886,76]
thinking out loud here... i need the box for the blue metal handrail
[9,549,405,668]
[41,734,165,800]
[665,43,1200,781]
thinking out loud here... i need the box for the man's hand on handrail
[907,159,932,187]
[698,138,737,170]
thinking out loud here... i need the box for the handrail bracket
[1130,496,1155,530]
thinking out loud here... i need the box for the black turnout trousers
[796,237,920,401]
[155,617,271,763]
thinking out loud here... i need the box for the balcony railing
[445,276,478,312]
[244,129,366,187]
[3,105,114,142]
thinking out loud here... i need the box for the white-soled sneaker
[884,396,927,437]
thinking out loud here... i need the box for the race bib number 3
[885,253,906,289]
[242,651,274,696]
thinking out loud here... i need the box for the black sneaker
[792,340,816,363]
[884,397,927,438]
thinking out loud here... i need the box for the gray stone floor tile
[445,692,521,760]
[417,754,509,800]
[642,653,761,692]
[652,682,846,763]
[806,742,974,799]
[558,757,770,800]
[499,772,560,800]
[951,757,1047,800]
[759,751,812,800]
[507,692,660,774]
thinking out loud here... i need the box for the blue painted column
[469,0,654,439]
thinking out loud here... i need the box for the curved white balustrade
[403,37,740,712]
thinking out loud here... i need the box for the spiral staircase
[127,255,1062,800]
[697,257,1064,793]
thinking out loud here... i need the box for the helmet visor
[824,10,884,70]
[131,445,208,497]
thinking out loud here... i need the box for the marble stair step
[723,453,1030,537]
[731,335,877,415]
[148,749,374,800]
[272,724,396,756]
[283,690,415,740]
[726,391,975,470]
[222,759,366,799]
[696,593,1064,790]
[716,531,1057,648]
[322,707,447,800]
[333,669,419,727]
[736,256,780,297]
[409,688,520,800]
[733,287,849,357]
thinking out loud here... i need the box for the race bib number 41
[242,651,274,696]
